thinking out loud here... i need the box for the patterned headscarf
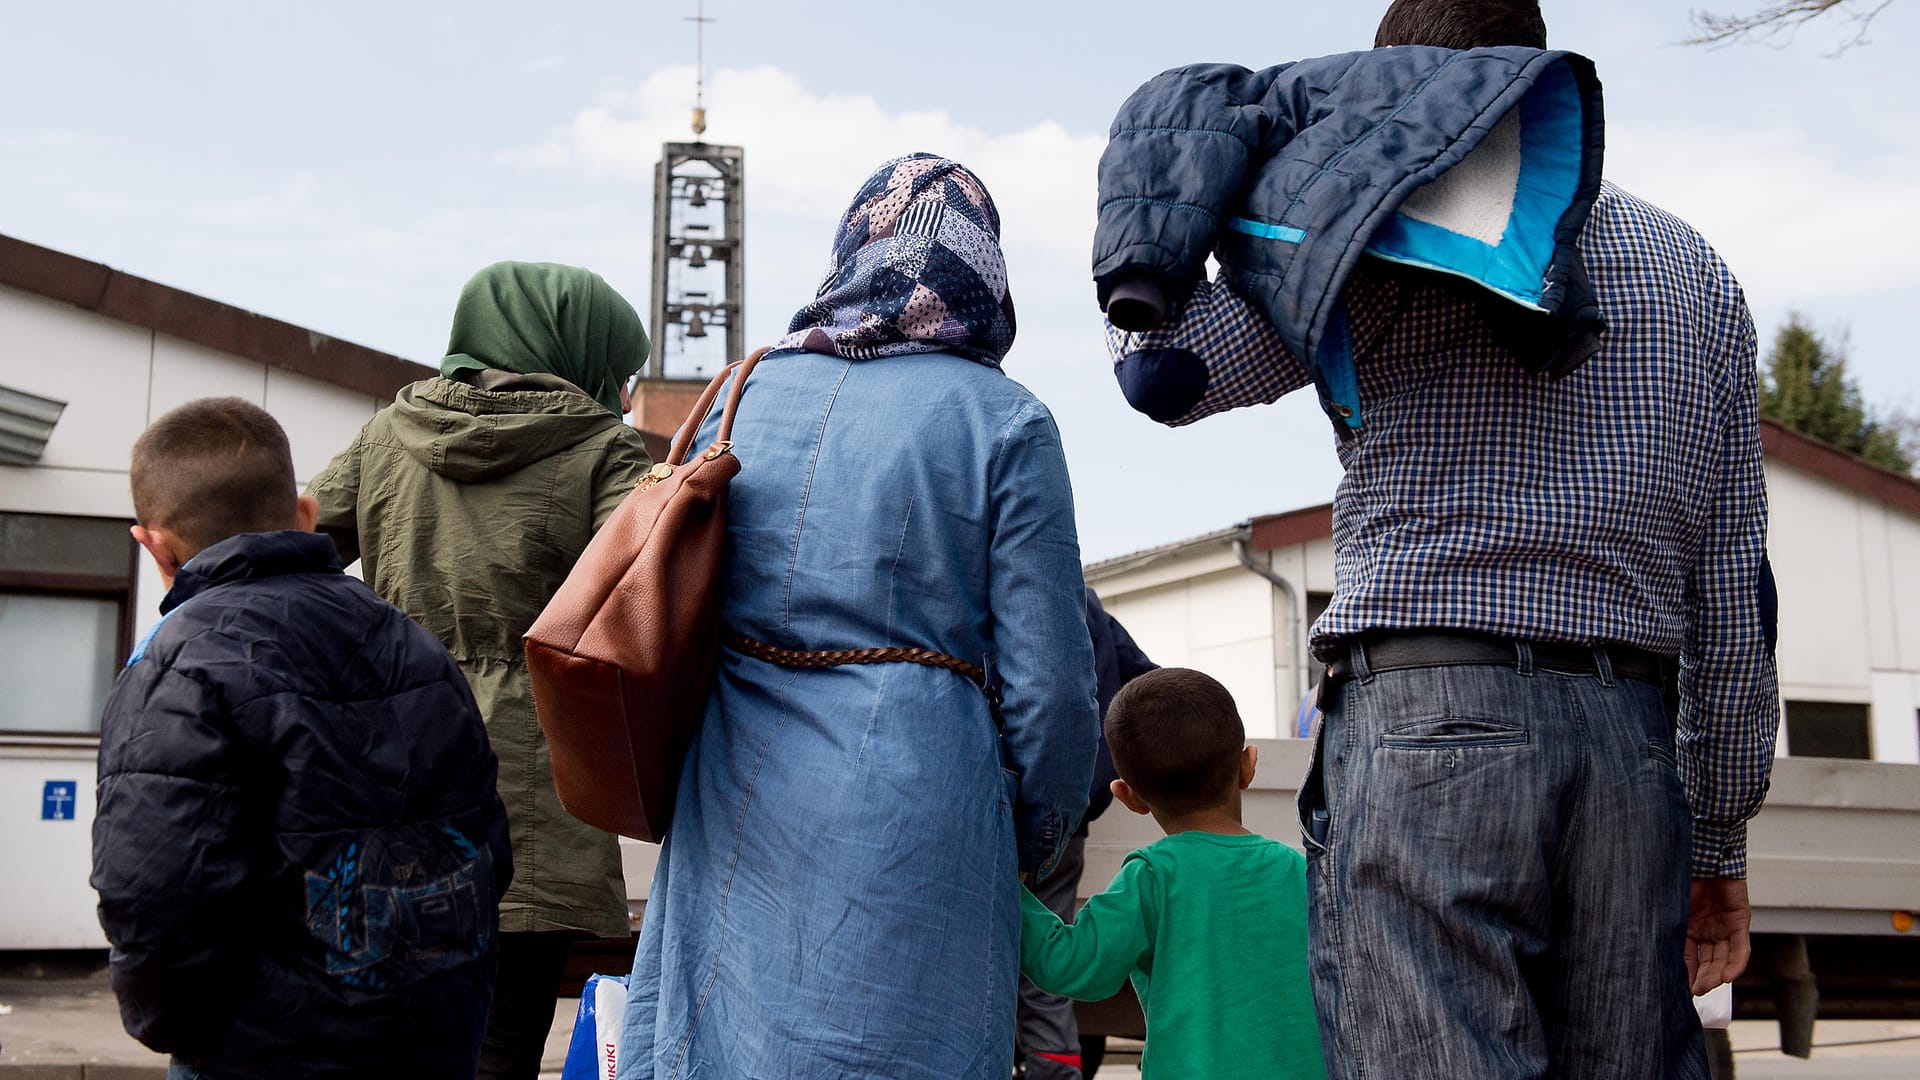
[776,154,1016,366]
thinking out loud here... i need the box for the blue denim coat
[618,349,1098,1079]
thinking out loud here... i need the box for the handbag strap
[666,347,771,466]
[723,631,1003,728]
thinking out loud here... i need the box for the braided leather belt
[722,634,1001,730]
[1324,631,1676,689]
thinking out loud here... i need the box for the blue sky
[4,1,1916,558]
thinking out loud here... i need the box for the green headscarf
[439,261,650,415]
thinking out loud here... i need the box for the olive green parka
[309,262,653,937]
[309,375,651,936]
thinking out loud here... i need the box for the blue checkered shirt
[1111,182,1779,877]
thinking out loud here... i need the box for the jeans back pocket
[1379,715,1529,750]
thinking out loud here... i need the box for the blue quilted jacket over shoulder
[1094,45,1605,432]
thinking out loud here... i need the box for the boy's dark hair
[131,397,297,554]
[1105,667,1246,814]
[1375,0,1547,49]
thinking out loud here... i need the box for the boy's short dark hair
[131,397,297,555]
[1375,0,1548,49]
[1105,667,1246,814]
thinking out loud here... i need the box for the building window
[1783,700,1872,760]
[0,513,136,736]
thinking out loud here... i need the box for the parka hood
[387,377,632,482]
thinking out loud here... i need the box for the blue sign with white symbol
[42,780,78,821]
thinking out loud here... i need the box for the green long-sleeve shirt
[1020,831,1326,1080]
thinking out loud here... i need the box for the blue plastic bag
[561,973,630,1080]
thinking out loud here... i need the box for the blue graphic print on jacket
[304,825,497,989]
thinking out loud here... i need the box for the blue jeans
[168,1063,211,1080]
[1299,644,1707,1079]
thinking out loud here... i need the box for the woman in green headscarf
[309,262,654,1080]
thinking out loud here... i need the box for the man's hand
[1687,877,1753,995]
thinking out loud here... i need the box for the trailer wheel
[1706,1027,1736,1080]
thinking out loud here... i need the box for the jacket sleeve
[989,402,1099,878]
[591,426,656,532]
[1110,276,1313,426]
[306,430,366,565]
[91,644,252,1055]
[1106,611,1157,686]
[1093,62,1301,306]
[1019,854,1156,1000]
[1676,258,1779,879]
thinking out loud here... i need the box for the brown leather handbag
[524,348,766,842]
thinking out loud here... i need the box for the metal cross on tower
[648,0,745,377]
[688,0,712,137]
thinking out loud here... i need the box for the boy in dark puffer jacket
[92,397,512,1080]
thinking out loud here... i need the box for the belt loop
[1593,643,1616,687]
[1515,639,1534,677]
[1348,638,1373,683]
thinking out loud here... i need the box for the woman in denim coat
[617,155,1098,1079]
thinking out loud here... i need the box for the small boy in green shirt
[1020,667,1327,1080]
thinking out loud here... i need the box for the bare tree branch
[1684,0,1892,52]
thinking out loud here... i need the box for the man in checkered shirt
[1107,3,1779,1076]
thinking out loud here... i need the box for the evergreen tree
[1759,315,1913,474]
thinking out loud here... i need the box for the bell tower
[646,0,745,380]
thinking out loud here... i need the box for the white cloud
[523,64,1106,270]
[520,55,567,75]
[1606,125,1920,302]
[517,64,1246,557]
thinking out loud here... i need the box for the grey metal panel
[1763,756,1920,810]
[1745,759,1920,922]
[1080,743,1920,938]
[0,383,66,465]
[1750,908,1913,936]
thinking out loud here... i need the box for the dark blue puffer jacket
[91,531,511,1080]
[1079,587,1156,832]
[1095,46,1605,433]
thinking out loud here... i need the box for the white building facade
[1088,419,1920,763]
[0,233,429,948]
